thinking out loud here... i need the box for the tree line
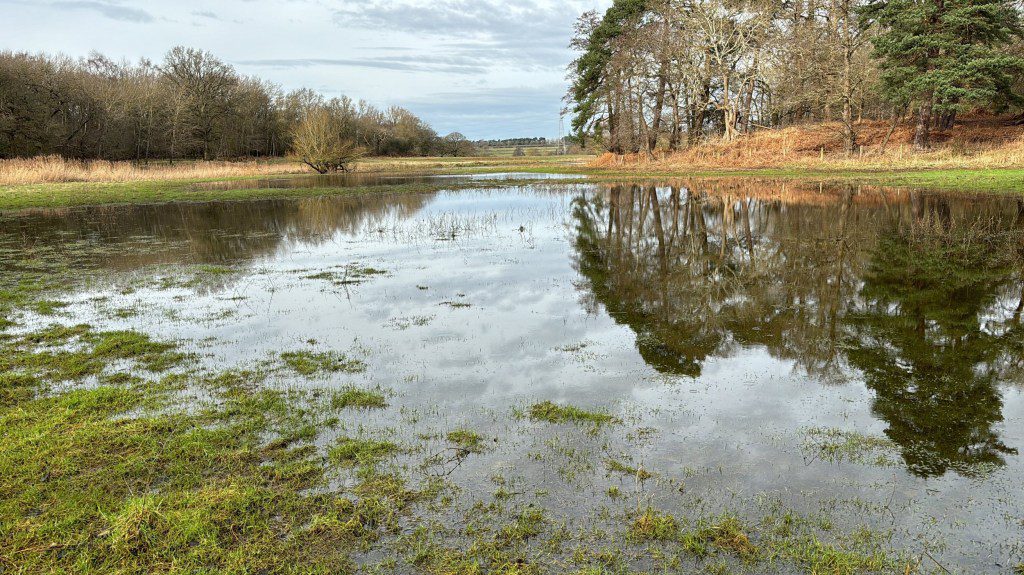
[567,0,1024,153]
[0,47,471,161]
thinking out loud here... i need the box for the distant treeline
[476,137,555,147]
[0,47,474,161]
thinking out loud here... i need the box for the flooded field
[2,177,1023,574]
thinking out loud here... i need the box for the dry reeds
[0,156,306,186]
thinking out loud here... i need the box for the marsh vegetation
[2,179,1024,573]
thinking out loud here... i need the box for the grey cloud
[334,1,580,68]
[50,0,154,22]
[236,56,486,75]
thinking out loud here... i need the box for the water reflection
[3,180,1023,483]
[571,183,1024,477]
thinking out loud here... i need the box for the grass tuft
[281,350,367,376]
[524,401,619,426]
[330,386,387,410]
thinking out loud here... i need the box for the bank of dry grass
[595,116,1024,172]
[0,154,591,186]
[0,156,310,186]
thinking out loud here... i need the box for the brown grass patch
[0,156,306,185]
[594,116,1024,171]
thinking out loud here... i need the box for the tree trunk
[840,0,857,155]
[649,65,668,152]
[913,92,933,150]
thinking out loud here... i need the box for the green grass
[0,179,527,211]
[524,400,620,427]
[801,427,898,467]
[280,350,367,376]
[328,437,400,467]
[6,154,1023,212]
[330,386,387,410]
[605,458,653,480]
[516,164,1024,193]
[446,429,486,453]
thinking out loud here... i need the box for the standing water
[2,179,1023,573]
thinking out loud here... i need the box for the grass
[328,437,400,467]
[0,187,973,574]
[446,429,486,453]
[0,327,422,573]
[4,146,1024,212]
[280,350,367,376]
[605,458,653,481]
[330,386,388,410]
[0,155,305,185]
[801,427,898,467]
[524,400,620,427]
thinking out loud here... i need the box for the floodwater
[3,177,1024,572]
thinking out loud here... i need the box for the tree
[441,132,477,156]
[863,0,1024,148]
[290,108,362,174]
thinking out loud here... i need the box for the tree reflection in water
[571,182,1024,477]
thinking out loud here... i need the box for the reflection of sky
[6,186,1024,571]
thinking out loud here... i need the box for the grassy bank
[3,148,1024,211]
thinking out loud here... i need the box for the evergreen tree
[862,0,1024,148]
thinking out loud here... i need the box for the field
[3,118,1024,211]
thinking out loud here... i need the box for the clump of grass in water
[330,386,387,410]
[1,324,187,380]
[446,429,486,453]
[605,458,653,481]
[629,508,679,541]
[281,350,366,376]
[524,400,619,426]
[329,437,399,467]
[497,506,545,543]
[801,427,897,467]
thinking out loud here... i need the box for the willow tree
[290,108,362,174]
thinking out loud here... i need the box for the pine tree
[863,0,1024,148]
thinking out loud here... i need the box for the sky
[0,0,612,139]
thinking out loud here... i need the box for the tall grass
[0,156,305,186]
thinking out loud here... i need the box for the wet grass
[801,427,898,467]
[280,350,367,376]
[0,195,979,574]
[330,386,388,410]
[605,458,653,481]
[329,437,400,467]
[524,400,620,427]
[0,346,428,573]
[446,429,486,453]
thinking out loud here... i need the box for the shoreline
[2,157,1024,211]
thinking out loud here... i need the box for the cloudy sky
[1,0,612,139]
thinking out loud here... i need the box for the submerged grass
[524,400,620,427]
[280,350,367,376]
